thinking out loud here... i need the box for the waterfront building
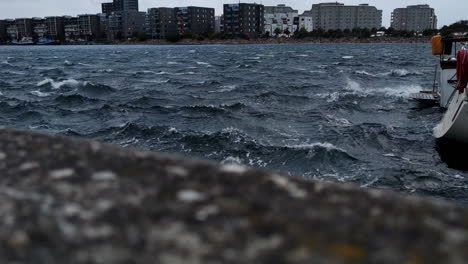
[33,18,47,39]
[311,2,382,31]
[0,20,7,42]
[6,18,34,40]
[146,8,177,39]
[45,16,65,41]
[391,5,437,32]
[78,14,101,41]
[64,16,80,42]
[223,3,264,38]
[264,4,298,36]
[298,11,313,32]
[102,0,139,15]
[175,7,215,36]
[108,11,146,40]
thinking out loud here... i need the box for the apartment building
[33,18,47,39]
[391,5,437,31]
[102,0,139,15]
[108,11,145,39]
[64,16,80,41]
[298,11,313,32]
[264,4,298,35]
[311,2,382,31]
[0,20,10,42]
[78,14,101,40]
[223,3,264,38]
[45,16,65,41]
[146,8,177,39]
[175,7,215,35]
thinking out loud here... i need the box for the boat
[410,36,467,108]
[11,37,35,45]
[433,41,468,144]
[37,38,57,45]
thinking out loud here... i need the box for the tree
[294,27,308,39]
[274,27,282,37]
[166,34,181,43]
[284,28,291,37]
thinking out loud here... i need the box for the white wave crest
[30,90,51,97]
[209,85,238,93]
[342,56,354,59]
[37,78,86,89]
[354,69,422,78]
[288,142,347,153]
[345,79,422,97]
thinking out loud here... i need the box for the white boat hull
[434,91,468,144]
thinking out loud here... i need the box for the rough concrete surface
[0,128,466,264]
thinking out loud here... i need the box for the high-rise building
[108,11,145,40]
[175,7,215,35]
[264,4,298,35]
[45,16,65,41]
[391,5,437,32]
[64,16,80,42]
[223,3,264,38]
[102,0,139,15]
[311,2,382,31]
[146,8,178,39]
[102,3,115,16]
[78,14,101,40]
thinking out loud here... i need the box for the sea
[1,43,467,204]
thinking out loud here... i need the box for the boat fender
[456,49,468,93]
[431,35,443,56]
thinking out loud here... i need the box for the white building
[264,4,298,36]
[298,11,313,32]
[215,16,222,33]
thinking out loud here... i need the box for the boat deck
[409,92,439,105]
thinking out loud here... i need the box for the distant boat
[37,38,57,45]
[11,37,35,45]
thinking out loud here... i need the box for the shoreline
[0,37,430,46]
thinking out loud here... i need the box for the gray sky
[0,0,466,28]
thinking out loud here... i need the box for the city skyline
[0,0,466,28]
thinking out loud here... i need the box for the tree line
[130,20,468,43]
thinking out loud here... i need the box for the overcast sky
[0,0,466,28]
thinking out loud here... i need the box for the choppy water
[1,44,467,203]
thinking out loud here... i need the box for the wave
[37,78,85,89]
[54,94,100,104]
[257,91,310,100]
[196,61,211,66]
[30,90,51,97]
[77,83,116,98]
[209,85,238,93]
[183,102,246,113]
[354,69,423,78]
[36,78,115,97]
[344,79,422,98]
